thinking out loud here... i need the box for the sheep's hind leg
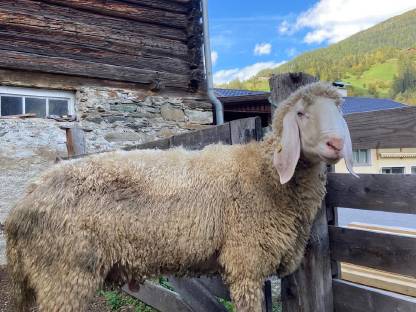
[36,270,102,312]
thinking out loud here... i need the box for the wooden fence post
[281,203,334,312]
[60,126,87,157]
[269,73,333,312]
[269,72,318,115]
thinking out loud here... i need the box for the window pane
[25,97,46,117]
[49,99,69,116]
[392,167,404,174]
[412,167,416,174]
[359,149,368,163]
[1,96,22,116]
[353,150,359,163]
[382,168,392,174]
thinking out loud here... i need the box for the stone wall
[0,77,213,264]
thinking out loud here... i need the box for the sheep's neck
[258,139,327,189]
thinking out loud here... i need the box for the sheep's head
[271,82,357,184]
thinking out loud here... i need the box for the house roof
[341,97,407,114]
[214,88,269,97]
[214,88,407,115]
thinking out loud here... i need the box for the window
[0,86,75,118]
[381,167,405,174]
[352,149,371,165]
[412,167,416,174]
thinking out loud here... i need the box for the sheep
[5,82,356,312]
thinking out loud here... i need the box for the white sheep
[5,82,355,312]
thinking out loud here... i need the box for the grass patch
[344,58,398,97]
[100,290,157,312]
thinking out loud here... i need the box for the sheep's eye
[297,111,304,117]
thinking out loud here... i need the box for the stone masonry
[0,85,213,264]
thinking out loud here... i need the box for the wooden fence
[326,173,416,312]
[63,116,416,311]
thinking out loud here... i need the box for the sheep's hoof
[127,280,141,292]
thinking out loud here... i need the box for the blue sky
[209,0,416,84]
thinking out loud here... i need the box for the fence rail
[326,172,416,312]
[326,173,416,214]
[329,226,416,277]
[333,279,416,312]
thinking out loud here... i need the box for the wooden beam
[329,226,416,277]
[0,1,190,44]
[230,117,262,144]
[119,0,189,14]
[345,107,416,149]
[169,277,228,312]
[0,32,190,76]
[333,279,416,312]
[122,281,193,312]
[60,127,87,157]
[0,50,190,88]
[281,204,334,312]
[326,173,416,214]
[39,0,188,29]
[341,263,416,297]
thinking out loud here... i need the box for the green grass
[100,290,157,312]
[343,58,398,97]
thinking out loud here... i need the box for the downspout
[201,0,224,125]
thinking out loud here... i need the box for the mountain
[217,9,416,105]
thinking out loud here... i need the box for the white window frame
[0,86,75,117]
[352,149,371,166]
[381,166,405,174]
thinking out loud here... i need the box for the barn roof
[214,88,407,115]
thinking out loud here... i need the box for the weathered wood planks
[60,126,87,157]
[329,226,416,277]
[341,262,416,297]
[333,279,416,312]
[122,282,194,312]
[124,117,262,151]
[345,106,416,149]
[327,172,416,212]
[40,0,189,29]
[281,204,334,312]
[326,173,416,214]
[0,50,190,87]
[0,0,204,91]
[0,31,190,76]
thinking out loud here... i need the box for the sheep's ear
[341,118,359,178]
[273,111,300,184]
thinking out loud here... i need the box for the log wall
[0,0,204,92]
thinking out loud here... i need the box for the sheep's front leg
[219,247,270,312]
[228,277,263,312]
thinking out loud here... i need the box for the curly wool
[6,82,340,312]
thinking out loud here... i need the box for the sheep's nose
[326,137,344,152]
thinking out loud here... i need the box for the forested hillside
[217,9,416,104]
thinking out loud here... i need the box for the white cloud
[214,61,286,84]
[211,51,218,65]
[288,0,416,44]
[254,43,272,56]
[278,20,291,34]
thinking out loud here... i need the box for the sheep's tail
[5,220,36,311]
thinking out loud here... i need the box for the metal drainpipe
[201,0,224,125]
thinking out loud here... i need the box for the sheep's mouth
[319,154,342,164]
